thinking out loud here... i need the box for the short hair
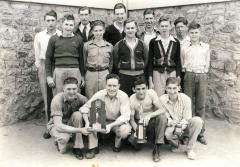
[166,77,180,86]
[174,17,188,26]
[91,20,105,29]
[158,15,171,24]
[114,3,127,13]
[44,10,57,20]
[78,6,91,14]
[63,77,78,85]
[188,21,201,31]
[134,77,147,87]
[62,14,75,23]
[106,74,120,82]
[123,18,138,28]
[143,9,155,17]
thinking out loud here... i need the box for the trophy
[87,99,107,133]
[136,105,147,143]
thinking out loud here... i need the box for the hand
[81,128,90,136]
[84,122,90,129]
[168,120,178,127]
[104,124,112,134]
[80,77,85,88]
[47,77,55,88]
[174,127,183,136]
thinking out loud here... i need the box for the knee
[57,135,70,145]
[165,128,174,140]
[155,114,168,124]
[190,117,203,127]
[117,124,131,139]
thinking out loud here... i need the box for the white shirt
[79,23,91,39]
[181,42,210,73]
[143,30,157,47]
[34,29,61,68]
[178,36,191,46]
[155,35,176,52]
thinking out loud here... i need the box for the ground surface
[0,118,240,167]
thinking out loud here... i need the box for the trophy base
[87,127,107,133]
[137,139,147,144]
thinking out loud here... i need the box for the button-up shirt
[80,89,131,122]
[159,93,192,127]
[181,42,210,73]
[34,29,61,68]
[83,40,113,70]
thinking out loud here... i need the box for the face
[134,84,147,100]
[92,25,105,40]
[189,28,201,43]
[62,19,75,35]
[106,78,120,98]
[45,15,57,31]
[144,14,155,29]
[165,83,180,100]
[158,20,171,36]
[124,21,137,38]
[114,8,127,24]
[63,83,78,100]
[79,9,90,25]
[175,22,188,38]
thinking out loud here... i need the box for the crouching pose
[129,77,167,162]
[47,77,95,160]
[159,77,204,160]
[80,74,131,159]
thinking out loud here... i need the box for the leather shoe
[72,148,84,160]
[128,136,141,151]
[197,136,207,145]
[152,145,160,162]
[85,148,97,159]
[113,146,121,152]
[43,132,51,139]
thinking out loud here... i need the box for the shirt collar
[59,33,75,37]
[155,34,176,42]
[79,23,91,30]
[188,41,204,47]
[63,94,78,102]
[166,94,181,104]
[103,89,119,99]
[45,29,62,36]
[88,39,111,47]
[142,28,158,35]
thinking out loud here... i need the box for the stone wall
[0,0,240,126]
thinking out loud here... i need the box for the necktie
[82,26,87,42]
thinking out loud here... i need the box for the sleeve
[83,43,88,72]
[108,44,114,73]
[204,44,211,73]
[175,40,181,77]
[33,34,40,68]
[103,27,109,43]
[78,37,85,76]
[117,94,131,122]
[150,89,161,108]
[180,95,192,126]
[148,38,154,77]
[142,41,149,69]
[79,92,101,114]
[112,42,120,74]
[45,36,55,77]
[50,95,63,117]
[129,97,136,117]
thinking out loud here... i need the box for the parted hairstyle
[62,14,75,22]
[105,74,120,82]
[63,77,78,85]
[166,77,180,86]
[78,6,91,14]
[188,21,201,31]
[133,77,147,87]
[174,17,188,26]
[44,10,57,20]
[158,15,171,24]
[91,20,105,29]
[143,9,155,17]
[114,3,127,13]
[123,18,138,28]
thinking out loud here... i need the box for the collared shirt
[155,35,176,52]
[83,40,113,70]
[80,89,131,122]
[34,29,61,68]
[181,42,210,73]
[159,93,192,126]
[51,92,88,124]
[114,21,124,33]
[79,23,91,40]
[178,36,191,46]
[142,29,157,47]
[130,89,160,120]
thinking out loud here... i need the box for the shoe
[197,136,207,145]
[180,136,189,145]
[128,136,141,151]
[171,146,181,153]
[72,148,84,160]
[43,132,51,139]
[152,145,160,162]
[85,148,98,159]
[113,146,121,152]
[186,149,196,160]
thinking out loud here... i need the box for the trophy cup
[87,99,107,133]
[136,105,147,143]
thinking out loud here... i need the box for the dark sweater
[103,24,125,46]
[148,37,181,77]
[45,34,84,77]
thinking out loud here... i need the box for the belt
[87,66,108,72]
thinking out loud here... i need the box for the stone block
[224,60,237,73]
[230,32,240,44]
[220,23,236,33]
[211,60,225,70]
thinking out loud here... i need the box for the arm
[78,37,85,78]
[33,33,40,68]
[112,42,119,74]
[204,44,211,73]
[108,44,114,73]
[175,40,181,77]
[180,96,192,130]
[45,36,55,78]
[142,41,149,69]
[129,102,137,131]
[83,43,88,74]
[148,39,154,89]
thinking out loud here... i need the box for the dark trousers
[183,72,207,136]
[119,73,145,97]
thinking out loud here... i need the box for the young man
[103,3,127,46]
[34,10,61,138]
[181,21,210,145]
[73,6,93,42]
[159,77,204,160]
[148,16,181,96]
[139,9,159,47]
[129,77,167,162]
[80,74,131,159]
[47,77,93,160]
[174,16,190,91]
[113,18,148,96]
[45,14,85,96]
